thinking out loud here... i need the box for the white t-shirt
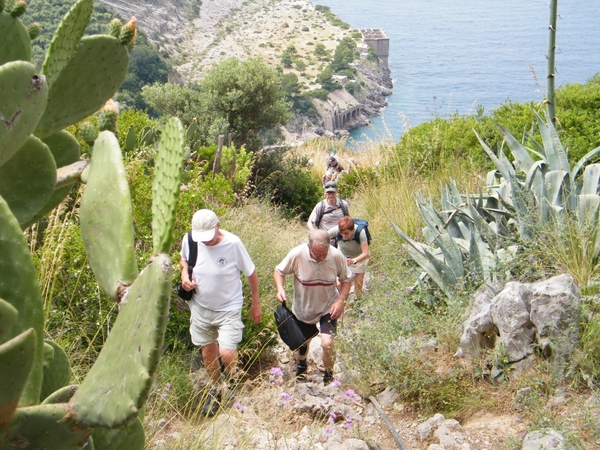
[275,243,352,324]
[180,230,255,312]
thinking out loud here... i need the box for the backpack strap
[316,199,348,228]
[353,226,363,245]
[187,231,198,276]
[340,200,349,217]
[314,200,326,228]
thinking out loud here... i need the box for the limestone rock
[455,274,581,372]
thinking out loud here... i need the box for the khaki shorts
[190,306,244,350]
[349,258,369,274]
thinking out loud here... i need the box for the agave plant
[395,110,600,298]
[393,0,600,297]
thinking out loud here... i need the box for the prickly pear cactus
[0,1,186,449]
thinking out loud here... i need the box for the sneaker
[201,388,221,417]
[296,361,307,379]
[323,371,333,386]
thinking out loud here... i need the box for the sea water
[311,0,600,144]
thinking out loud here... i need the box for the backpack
[176,232,197,300]
[337,218,372,245]
[314,199,349,228]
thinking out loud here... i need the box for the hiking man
[274,229,352,385]
[328,216,370,299]
[180,209,262,416]
[322,156,345,186]
[307,181,350,235]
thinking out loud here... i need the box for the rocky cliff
[96,0,392,141]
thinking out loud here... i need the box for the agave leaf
[572,145,600,181]
[458,222,471,243]
[432,231,465,279]
[497,124,535,174]
[435,186,465,240]
[486,170,503,187]
[422,247,458,286]
[577,194,600,228]
[544,170,569,207]
[474,129,516,182]
[524,131,546,160]
[534,111,570,173]
[524,160,548,192]
[580,164,600,196]
[458,199,498,252]
[467,224,485,280]
[416,195,446,237]
[391,223,457,297]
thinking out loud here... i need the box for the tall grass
[535,213,600,289]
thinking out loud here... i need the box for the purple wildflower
[345,389,359,401]
[234,401,246,413]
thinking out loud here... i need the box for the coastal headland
[97,0,393,144]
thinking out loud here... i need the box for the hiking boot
[323,371,333,386]
[296,361,307,379]
[201,388,221,417]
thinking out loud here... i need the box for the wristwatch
[352,258,357,265]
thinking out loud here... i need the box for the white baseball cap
[191,209,219,242]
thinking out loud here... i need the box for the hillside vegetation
[6,0,600,448]
[31,71,600,449]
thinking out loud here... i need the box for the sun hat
[324,181,338,193]
[191,209,219,242]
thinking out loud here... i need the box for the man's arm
[247,269,262,323]
[330,279,351,320]
[274,271,287,303]
[179,257,196,290]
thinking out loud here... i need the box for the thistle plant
[0,1,185,449]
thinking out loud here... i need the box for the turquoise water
[312,0,600,144]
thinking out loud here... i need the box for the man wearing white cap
[180,209,261,417]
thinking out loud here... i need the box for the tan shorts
[190,306,244,350]
[349,258,369,274]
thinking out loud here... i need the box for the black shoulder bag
[273,301,306,351]
[176,232,197,301]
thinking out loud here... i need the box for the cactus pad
[70,253,172,428]
[42,0,93,88]
[1,403,91,449]
[79,121,98,147]
[125,124,137,152]
[91,416,145,450]
[0,298,17,340]
[0,61,48,166]
[80,131,137,300]
[0,10,31,65]
[152,117,185,254]
[40,339,71,403]
[22,130,82,228]
[41,385,77,405]
[0,328,36,428]
[0,196,44,406]
[35,35,129,138]
[0,135,56,229]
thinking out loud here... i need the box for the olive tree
[200,57,292,150]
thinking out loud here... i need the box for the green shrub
[336,166,378,199]
[303,89,329,101]
[249,148,321,220]
[392,115,493,175]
